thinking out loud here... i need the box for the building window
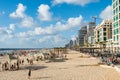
[113,3,115,9]
[114,16,115,21]
[116,22,118,27]
[114,36,115,41]
[116,1,118,6]
[116,15,118,20]
[114,10,115,15]
[117,35,119,41]
[116,7,118,13]
[103,28,106,31]
[104,37,106,41]
[114,35,119,41]
[114,43,119,45]
[114,21,118,28]
[114,29,119,35]
[104,32,106,36]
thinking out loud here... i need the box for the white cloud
[67,15,83,27]
[0,27,13,35]
[38,35,67,47]
[53,35,67,44]
[19,15,83,36]
[37,4,52,21]
[34,27,45,35]
[0,27,14,42]
[10,3,26,18]
[9,24,15,30]
[20,16,35,28]
[55,15,83,31]
[16,15,83,48]
[34,25,56,35]
[18,32,28,38]
[52,0,99,6]
[0,28,7,35]
[9,3,35,28]
[38,36,51,43]
[16,33,68,48]
[99,5,112,20]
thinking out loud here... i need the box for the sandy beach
[0,50,120,80]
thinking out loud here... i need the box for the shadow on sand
[32,76,51,79]
[20,65,47,70]
[46,58,66,63]
[76,64,99,67]
[58,67,68,69]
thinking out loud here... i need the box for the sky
[0,0,112,48]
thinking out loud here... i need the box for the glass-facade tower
[112,0,120,48]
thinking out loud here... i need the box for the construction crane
[92,16,97,24]
[92,16,101,26]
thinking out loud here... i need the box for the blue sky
[0,0,112,48]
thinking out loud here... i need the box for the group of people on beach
[0,49,68,79]
[26,53,67,79]
[0,59,24,71]
[105,56,120,65]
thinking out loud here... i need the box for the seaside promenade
[0,50,120,80]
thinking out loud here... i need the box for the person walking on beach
[28,69,31,79]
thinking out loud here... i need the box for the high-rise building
[87,22,96,45]
[87,22,96,34]
[76,37,79,46]
[65,40,74,49]
[69,40,74,48]
[84,22,96,46]
[94,20,112,47]
[78,26,87,46]
[112,0,120,49]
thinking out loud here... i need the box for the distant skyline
[0,0,112,48]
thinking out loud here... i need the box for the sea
[0,48,47,54]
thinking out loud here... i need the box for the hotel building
[112,0,120,49]
[94,20,112,48]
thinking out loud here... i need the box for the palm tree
[99,41,106,52]
[110,42,114,53]
[85,40,89,47]
[99,41,104,51]
[99,42,103,48]
[95,41,99,47]
[74,45,79,51]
